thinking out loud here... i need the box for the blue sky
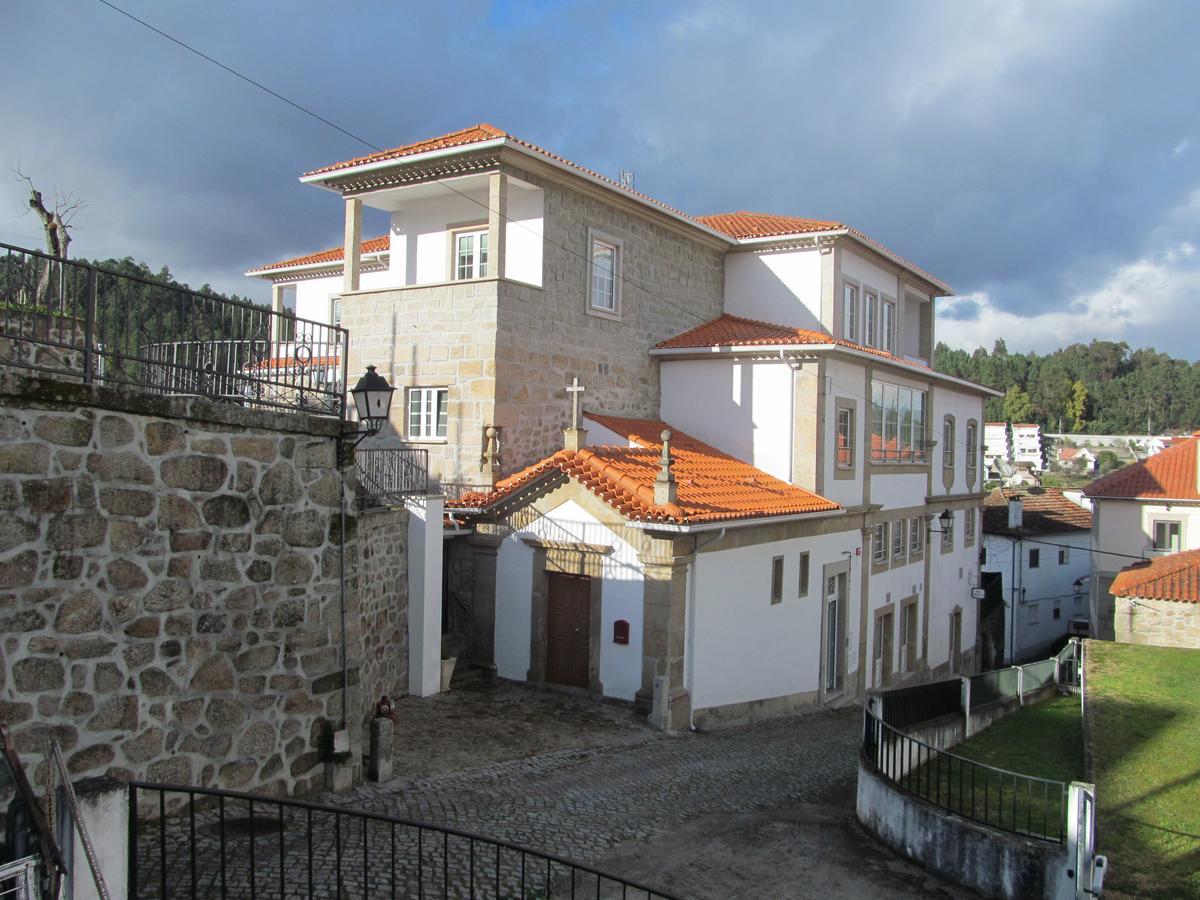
[3,1,1199,357]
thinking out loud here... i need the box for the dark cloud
[2,1,1198,355]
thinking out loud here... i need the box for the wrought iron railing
[877,677,962,730]
[355,448,429,507]
[862,709,1067,842]
[128,782,680,899]
[0,242,347,416]
[440,481,494,503]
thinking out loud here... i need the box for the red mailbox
[613,619,630,645]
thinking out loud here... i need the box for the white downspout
[686,528,726,731]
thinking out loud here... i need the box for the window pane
[844,285,857,341]
[871,382,884,461]
[771,556,784,604]
[435,389,448,437]
[913,392,926,459]
[899,389,912,460]
[408,389,422,436]
[456,234,474,280]
[478,232,489,277]
[591,241,616,310]
[883,384,898,461]
[837,408,852,467]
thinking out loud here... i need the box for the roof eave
[299,137,510,188]
[626,506,846,533]
[245,251,388,280]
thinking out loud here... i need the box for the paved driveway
[335,682,972,899]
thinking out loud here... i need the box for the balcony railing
[0,242,347,416]
[355,448,429,507]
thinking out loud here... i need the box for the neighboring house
[1011,423,1044,469]
[1083,434,1200,639]
[248,122,996,727]
[980,488,1092,665]
[1057,446,1096,472]
[1109,549,1200,649]
[984,422,1010,472]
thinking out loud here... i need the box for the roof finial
[654,429,677,506]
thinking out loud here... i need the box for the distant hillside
[935,339,1200,434]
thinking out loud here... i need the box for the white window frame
[941,513,954,551]
[407,387,448,441]
[864,291,878,347]
[451,225,489,281]
[892,519,906,561]
[836,407,854,469]
[1058,547,1070,565]
[330,296,343,330]
[587,230,622,319]
[1152,519,1182,551]
[964,508,976,543]
[910,516,924,555]
[881,298,895,353]
[873,523,889,565]
[943,417,956,470]
[843,283,859,342]
[871,380,927,463]
[965,423,978,472]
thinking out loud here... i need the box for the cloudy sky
[4,1,1199,357]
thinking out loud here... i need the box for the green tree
[1067,380,1088,431]
[1096,450,1122,474]
[1002,385,1035,423]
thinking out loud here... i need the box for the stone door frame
[522,538,608,697]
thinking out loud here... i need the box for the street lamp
[928,508,953,533]
[339,365,394,465]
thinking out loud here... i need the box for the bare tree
[14,167,86,302]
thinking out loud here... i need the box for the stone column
[343,197,363,294]
[270,282,285,344]
[468,529,503,675]
[488,172,507,281]
[407,494,444,697]
[638,540,691,731]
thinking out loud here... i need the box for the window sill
[586,305,622,322]
[405,437,449,445]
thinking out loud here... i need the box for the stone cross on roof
[566,376,585,430]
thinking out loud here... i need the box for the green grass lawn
[897,693,1083,840]
[1087,641,1200,900]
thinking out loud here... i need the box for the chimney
[654,429,677,506]
[1008,498,1023,530]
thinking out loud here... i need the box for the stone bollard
[368,717,394,782]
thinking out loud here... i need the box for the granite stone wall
[354,507,409,717]
[1114,596,1200,648]
[0,373,408,796]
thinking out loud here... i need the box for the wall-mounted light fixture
[927,508,953,533]
[338,365,394,466]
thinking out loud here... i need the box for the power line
[97,0,383,153]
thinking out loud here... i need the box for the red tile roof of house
[1110,549,1200,603]
[1084,438,1199,500]
[652,313,933,372]
[694,211,844,239]
[448,415,840,526]
[1059,448,1081,460]
[248,235,389,274]
[982,487,1092,535]
[302,123,697,222]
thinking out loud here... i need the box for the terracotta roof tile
[1084,438,1200,500]
[653,313,933,373]
[1111,548,1200,603]
[249,235,389,274]
[694,211,844,239]
[447,416,840,526]
[982,487,1092,535]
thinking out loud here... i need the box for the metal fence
[128,782,680,900]
[0,857,40,900]
[355,448,430,507]
[1057,639,1083,694]
[862,709,1068,842]
[968,666,1021,708]
[877,678,962,731]
[0,242,347,416]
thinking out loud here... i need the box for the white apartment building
[1011,423,1044,469]
[984,422,1011,472]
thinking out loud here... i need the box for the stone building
[1110,548,1200,648]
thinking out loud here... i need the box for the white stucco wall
[689,527,860,711]
[723,248,824,330]
[493,499,645,700]
[930,385,985,499]
[504,182,544,287]
[823,356,867,509]
[294,269,394,325]
[924,513,981,673]
[982,530,1091,662]
[660,358,794,481]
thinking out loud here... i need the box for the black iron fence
[355,448,430,507]
[128,783,679,900]
[0,242,347,416]
[862,710,1068,842]
[877,677,962,731]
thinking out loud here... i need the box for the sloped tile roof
[248,235,389,274]
[695,211,844,239]
[982,487,1092,536]
[447,416,840,526]
[1084,438,1200,500]
[1111,548,1200,603]
[652,313,934,372]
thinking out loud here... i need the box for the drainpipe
[686,528,726,731]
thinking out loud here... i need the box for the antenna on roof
[619,169,635,190]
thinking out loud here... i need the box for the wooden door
[546,573,591,688]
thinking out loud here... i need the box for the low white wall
[69,778,128,900]
[407,494,444,697]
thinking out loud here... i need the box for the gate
[1066,781,1107,898]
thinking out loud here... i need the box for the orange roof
[1084,438,1200,501]
[249,235,389,274]
[302,123,696,222]
[1111,549,1200,603]
[653,313,933,372]
[695,211,844,239]
[982,487,1092,535]
[448,416,840,526]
